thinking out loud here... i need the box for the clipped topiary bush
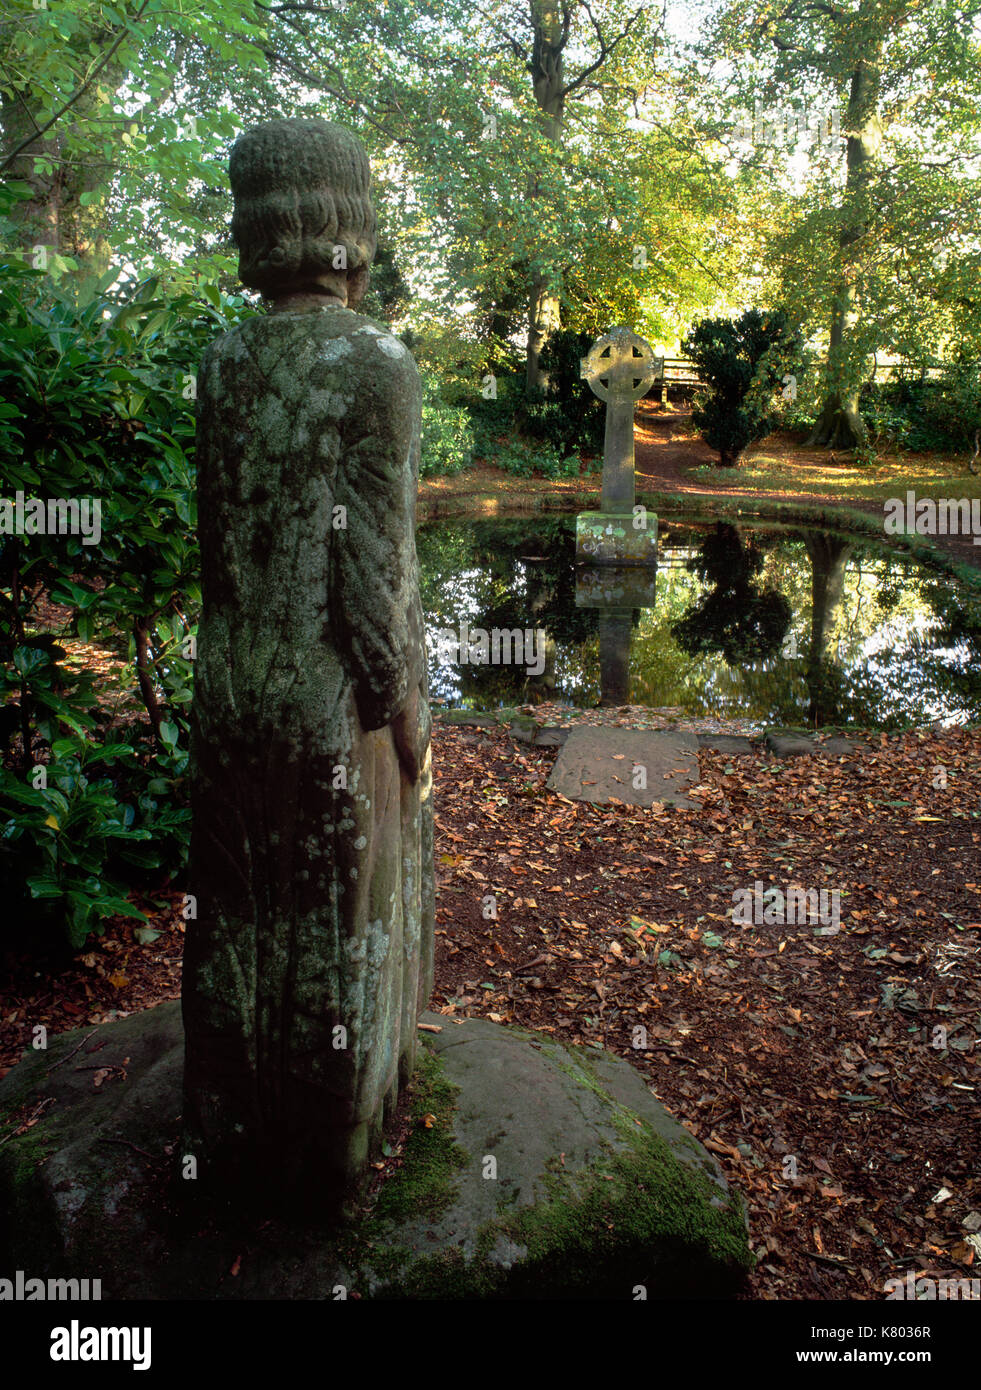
[682,308,804,467]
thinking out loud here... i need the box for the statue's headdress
[229,118,377,295]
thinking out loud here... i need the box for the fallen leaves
[427,719,981,1302]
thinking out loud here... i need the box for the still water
[416,515,981,729]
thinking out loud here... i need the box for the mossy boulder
[0,1004,751,1299]
[371,1015,751,1298]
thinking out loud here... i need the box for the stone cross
[183,118,434,1216]
[581,327,662,514]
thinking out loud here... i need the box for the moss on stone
[498,1126,752,1297]
[0,1038,69,1126]
[364,1031,751,1299]
[1,1010,752,1299]
[392,1244,504,1299]
[371,1045,467,1224]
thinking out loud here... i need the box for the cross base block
[575,511,658,566]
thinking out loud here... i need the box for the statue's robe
[183,302,434,1203]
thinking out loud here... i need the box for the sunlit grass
[697,444,981,505]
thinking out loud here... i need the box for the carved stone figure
[182,118,434,1211]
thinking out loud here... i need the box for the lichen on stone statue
[182,117,435,1214]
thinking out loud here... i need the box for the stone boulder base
[547,726,700,808]
[0,1003,750,1300]
[765,731,863,759]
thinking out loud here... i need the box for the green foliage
[360,243,411,325]
[523,328,604,455]
[468,369,524,437]
[466,360,599,480]
[860,364,981,454]
[914,363,981,452]
[683,308,803,467]
[420,376,475,477]
[0,0,274,273]
[478,434,587,481]
[694,1,981,434]
[0,739,153,949]
[0,260,250,945]
[0,635,99,759]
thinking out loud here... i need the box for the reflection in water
[575,566,656,708]
[597,612,632,706]
[805,533,853,725]
[669,523,792,664]
[416,515,981,728]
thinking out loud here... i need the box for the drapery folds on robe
[182,303,434,1209]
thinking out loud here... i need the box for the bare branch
[561,2,647,101]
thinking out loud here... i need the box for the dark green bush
[0,259,250,946]
[861,364,981,453]
[682,308,804,466]
[522,328,605,455]
[478,435,587,479]
[0,738,158,948]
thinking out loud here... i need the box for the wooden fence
[649,356,955,402]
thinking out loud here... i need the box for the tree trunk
[133,619,165,746]
[808,46,883,450]
[527,274,562,391]
[804,533,851,723]
[525,1,566,392]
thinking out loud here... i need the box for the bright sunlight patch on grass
[691,444,981,505]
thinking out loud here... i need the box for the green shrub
[467,355,600,479]
[522,328,605,455]
[469,368,524,443]
[0,259,247,946]
[0,739,154,949]
[682,308,804,466]
[859,366,981,454]
[478,434,587,479]
[420,376,475,477]
[918,363,981,451]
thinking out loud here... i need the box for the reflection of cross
[581,326,662,513]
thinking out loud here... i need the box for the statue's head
[229,118,377,303]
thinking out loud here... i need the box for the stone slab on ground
[534,726,569,747]
[0,1003,750,1300]
[696,733,759,755]
[765,731,863,759]
[547,726,700,808]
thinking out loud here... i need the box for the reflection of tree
[802,532,852,725]
[671,523,792,664]
[417,517,981,726]
[416,517,600,705]
[906,582,981,720]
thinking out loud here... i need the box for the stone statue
[182,118,435,1213]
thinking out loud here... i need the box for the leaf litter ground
[1,718,979,1301]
